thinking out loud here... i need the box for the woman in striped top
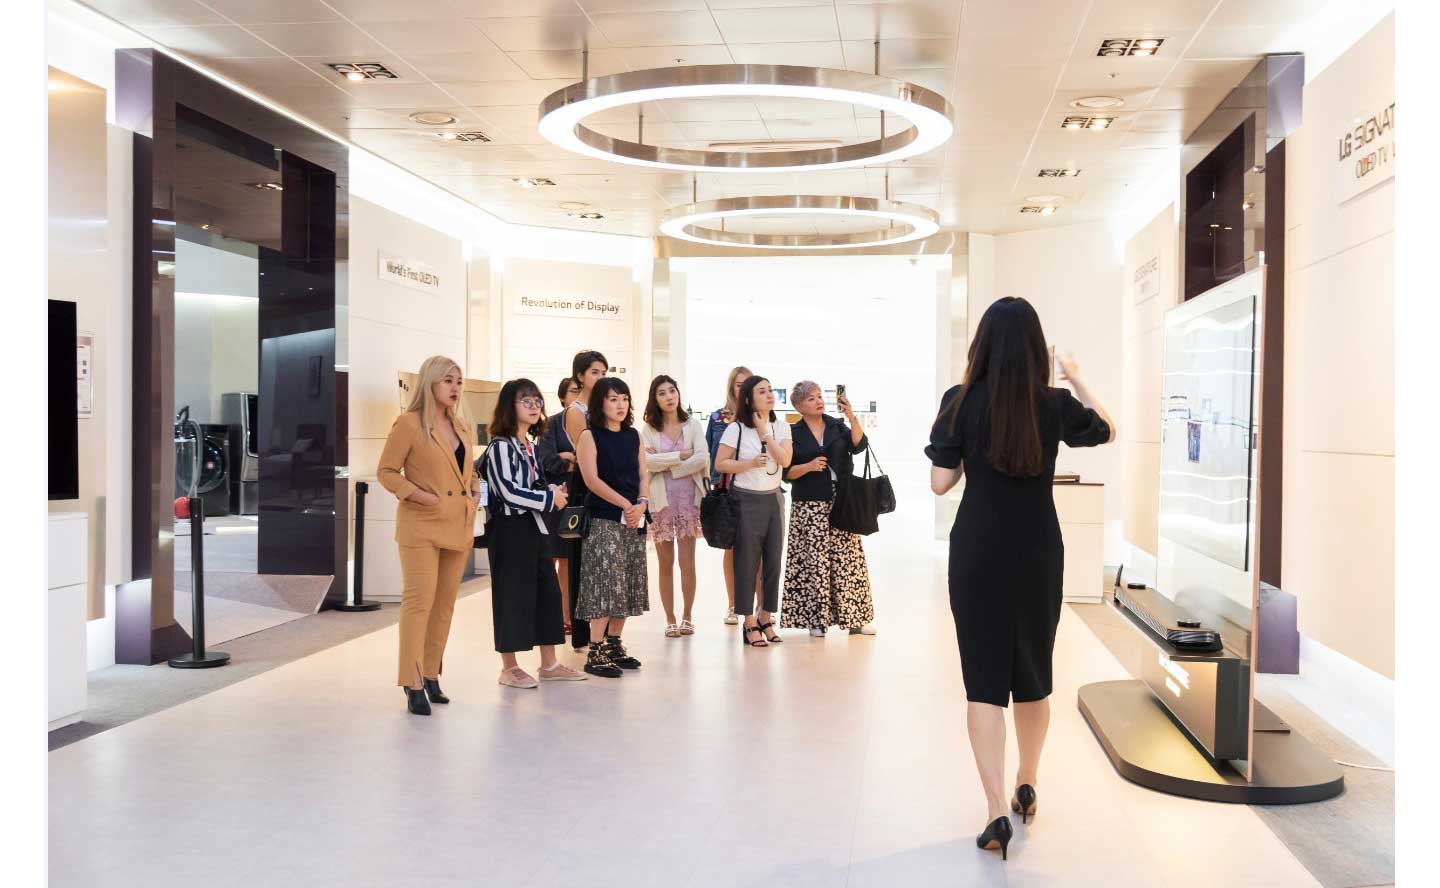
[482,379,587,688]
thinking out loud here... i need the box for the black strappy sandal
[741,622,769,647]
[758,620,783,644]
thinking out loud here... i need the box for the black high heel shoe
[976,816,1013,860]
[741,622,768,647]
[423,678,450,705]
[404,687,432,716]
[1011,785,1037,824]
[757,620,783,644]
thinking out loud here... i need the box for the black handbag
[699,475,739,550]
[556,504,590,539]
[830,446,895,536]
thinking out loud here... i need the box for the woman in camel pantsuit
[377,355,480,716]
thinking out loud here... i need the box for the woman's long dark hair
[488,378,545,439]
[587,377,634,430]
[736,375,776,429]
[947,297,1051,478]
[643,375,689,430]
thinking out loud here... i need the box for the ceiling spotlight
[511,177,557,188]
[1242,200,1255,210]
[1070,95,1125,109]
[432,131,491,142]
[1062,116,1113,130]
[409,111,458,126]
[1096,38,1165,57]
[327,62,399,81]
[1064,119,1085,130]
[200,224,211,230]
[1090,117,1112,129]
[1019,206,1045,214]
[1040,206,1057,215]
[249,182,283,191]
[568,211,605,220]
[1039,168,1082,178]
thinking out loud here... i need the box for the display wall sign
[76,331,93,419]
[1335,100,1395,204]
[1132,254,1160,305]
[377,251,442,294]
[513,292,629,322]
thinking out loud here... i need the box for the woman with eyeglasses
[574,377,651,678]
[927,298,1115,860]
[714,375,792,647]
[560,350,609,651]
[780,381,876,637]
[481,380,586,688]
[705,365,752,625]
[537,376,584,634]
[641,375,709,638]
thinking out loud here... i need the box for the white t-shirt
[719,419,791,491]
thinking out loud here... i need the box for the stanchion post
[169,496,231,668]
[335,480,381,612]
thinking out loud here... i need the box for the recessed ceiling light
[510,177,557,188]
[568,211,605,220]
[1040,206,1057,215]
[1070,95,1125,110]
[249,182,283,191]
[1064,120,1084,130]
[1061,116,1114,130]
[1242,200,1255,210]
[1089,117,1112,129]
[431,131,491,143]
[327,63,399,82]
[1096,38,1165,57]
[409,111,458,126]
[1038,168,1082,178]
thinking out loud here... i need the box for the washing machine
[175,424,232,517]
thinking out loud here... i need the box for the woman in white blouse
[640,375,710,638]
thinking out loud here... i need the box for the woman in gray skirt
[714,375,793,647]
[574,377,651,678]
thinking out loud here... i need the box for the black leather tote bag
[829,446,894,536]
[699,476,739,550]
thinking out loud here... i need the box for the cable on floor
[1334,760,1395,772]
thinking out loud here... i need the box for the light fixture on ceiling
[1038,168,1082,177]
[660,195,939,250]
[1096,38,1165,57]
[511,177,557,188]
[249,182,283,191]
[568,211,605,220]
[1062,115,1114,130]
[1242,198,1255,210]
[1020,205,1058,215]
[432,131,491,143]
[409,111,458,126]
[1070,95,1125,109]
[538,63,954,173]
[707,138,845,153]
[328,63,399,82]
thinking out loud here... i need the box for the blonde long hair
[407,355,467,441]
[722,365,753,420]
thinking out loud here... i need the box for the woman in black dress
[926,298,1115,860]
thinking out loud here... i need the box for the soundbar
[1114,582,1223,652]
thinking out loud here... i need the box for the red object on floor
[174,497,190,520]
[564,623,572,635]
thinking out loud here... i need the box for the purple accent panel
[1256,587,1300,675]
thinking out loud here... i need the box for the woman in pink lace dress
[641,376,709,638]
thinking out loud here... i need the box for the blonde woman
[641,375,709,637]
[377,355,479,716]
[705,365,752,624]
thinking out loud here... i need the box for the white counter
[1055,483,1105,603]
[48,512,88,730]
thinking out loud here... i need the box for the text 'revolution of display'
[515,294,628,321]
[377,251,442,294]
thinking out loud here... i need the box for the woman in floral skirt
[641,375,709,638]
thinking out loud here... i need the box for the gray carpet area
[1069,600,1395,888]
[48,580,487,752]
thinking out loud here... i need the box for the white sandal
[664,623,681,638]
[678,619,695,636]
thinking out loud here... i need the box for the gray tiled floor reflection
[48,538,1318,887]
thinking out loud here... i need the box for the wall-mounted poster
[76,331,93,419]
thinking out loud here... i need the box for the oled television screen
[49,299,79,501]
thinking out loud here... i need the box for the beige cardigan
[640,417,709,514]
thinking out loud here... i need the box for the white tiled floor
[48,538,1319,887]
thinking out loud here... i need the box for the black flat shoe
[976,816,1013,860]
[405,687,432,716]
[584,643,623,678]
[1011,785,1037,824]
[603,635,641,669]
[423,678,450,705]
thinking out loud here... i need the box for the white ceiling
[77,0,1328,239]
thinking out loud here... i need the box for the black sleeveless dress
[925,385,1110,706]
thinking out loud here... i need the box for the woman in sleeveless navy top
[926,298,1115,860]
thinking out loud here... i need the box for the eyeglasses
[518,397,544,410]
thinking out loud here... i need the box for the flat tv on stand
[49,299,79,501]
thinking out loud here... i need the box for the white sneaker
[724,607,739,625]
[849,624,877,636]
[809,627,825,637]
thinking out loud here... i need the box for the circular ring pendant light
[538,64,954,173]
[660,195,939,250]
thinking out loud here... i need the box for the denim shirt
[705,409,729,485]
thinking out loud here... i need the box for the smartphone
[836,383,846,401]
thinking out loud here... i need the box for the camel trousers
[396,544,469,687]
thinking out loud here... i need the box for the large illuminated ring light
[538,65,954,172]
[659,195,940,250]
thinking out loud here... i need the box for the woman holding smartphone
[926,298,1115,860]
[641,375,709,638]
[537,376,583,635]
[706,366,751,625]
[482,379,586,688]
[575,377,651,678]
[714,375,792,647]
[781,381,876,637]
[561,351,609,651]
[376,355,479,716]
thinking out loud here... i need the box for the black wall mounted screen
[49,299,79,501]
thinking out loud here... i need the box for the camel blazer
[377,411,478,551]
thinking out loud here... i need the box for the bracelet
[636,497,649,504]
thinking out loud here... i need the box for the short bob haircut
[488,378,546,439]
[790,380,822,408]
[587,376,635,430]
[736,375,777,428]
[643,374,689,430]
